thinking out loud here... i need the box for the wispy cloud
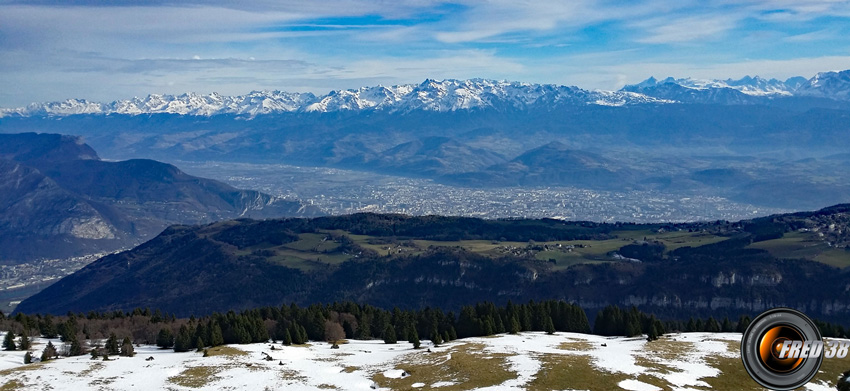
[633,16,740,44]
[783,28,839,43]
[1,1,849,105]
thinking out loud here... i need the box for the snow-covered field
[0,332,841,390]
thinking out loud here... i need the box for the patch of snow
[619,379,662,391]
[382,369,407,379]
[0,331,839,391]
[431,380,457,387]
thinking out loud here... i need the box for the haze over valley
[3,2,850,390]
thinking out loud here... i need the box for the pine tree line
[2,302,848,361]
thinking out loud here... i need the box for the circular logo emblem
[741,308,823,390]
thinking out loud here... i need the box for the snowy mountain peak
[797,70,850,99]
[628,75,792,96]
[3,70,849,119]
[0,79,675,118]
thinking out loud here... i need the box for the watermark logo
[741,308,826,390]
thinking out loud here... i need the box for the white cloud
[633,15,740,44]
[1,1,850,105]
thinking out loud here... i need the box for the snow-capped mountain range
[0,79,671,118]
[623,70,850,100]
[2,70,848,118]
[627,75,797,96]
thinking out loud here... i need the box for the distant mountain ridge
[0,133,320,263]
[2,70,849,118]
[0,79,670,118]
[622,70,850,104]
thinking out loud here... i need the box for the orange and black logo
[741,308,824,390]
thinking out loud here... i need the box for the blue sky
[1,0,849,106]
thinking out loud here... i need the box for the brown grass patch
[168,366,222,388]
[528,353,675,391]
[0,363,41,377]
[372,343,516,391]
[0,380,25,391]
[204,346,248,357]
[279,368,308,382]
[556,340,594,352]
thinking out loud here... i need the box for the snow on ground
[0,331,840,390]
[619,379,662,391]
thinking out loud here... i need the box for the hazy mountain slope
[366,137,508,176]
[443,141,636,188]
[1,74,850,212]
[0,159,123,263]
[0,133,320,263]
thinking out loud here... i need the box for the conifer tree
[521,306,533,332]
[544,316,556,335]
[174,325,193,352]
[431,330,443,346]
[510,316,521,335]
[626,317,641,337]
[481,318,494,336]
[60,318,78,342]
[2,332,15,351]
[17,330,30,351]
[68,335,84,356]
[408,327,420,349]
[288,324,301,344]
[495,315,505,334]
[299,325,309,344]
[156,327,174,348]
[721,317,733,332]
[121,337,135,357]
[686,317,697,332]
[356,314,372,339]
[106,333,120,355]
[647,323,659,342]
[194,323,207,347]
[41,341,57,361]
[39,315,57,339]
[509,315,520,334]
[383,325,397,344]
[283,329,293,345]
[705,317,720,333]
[195,337,205,352]
[653,319,666,336]
[210,323,224,347]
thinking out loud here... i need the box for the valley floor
[0,332,843,390]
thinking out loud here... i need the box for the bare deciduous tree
[324,321,345,348]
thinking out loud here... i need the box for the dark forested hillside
[16,206,850,322]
